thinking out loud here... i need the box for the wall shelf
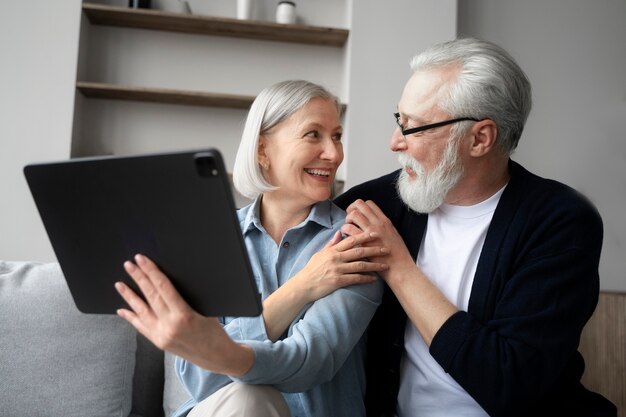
[76,81,255,109]
[82,3,349,47]
[76,81,348,112]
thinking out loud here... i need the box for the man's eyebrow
[397,109,428,125]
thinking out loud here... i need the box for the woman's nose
[321,139,343,163]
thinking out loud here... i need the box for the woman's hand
[115,254,254,376]
[262,230,389,341]
[291,230,389,303]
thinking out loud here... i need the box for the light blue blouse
[173,198,383,417]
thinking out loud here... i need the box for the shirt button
[282,241,290,248]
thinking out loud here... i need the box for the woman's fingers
[332,230,378,251]
[132,254,193,314]
[341,245,389,262]
[337,259,388,274]
[116,308,151,337]
[115,280,148,315]
[114,282,154,336]
[324,230,343,249]
[123,257,169,314]
[333,273,378,288]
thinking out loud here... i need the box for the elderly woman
[114,80,387,417]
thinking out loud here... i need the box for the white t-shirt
[397,186,506,417]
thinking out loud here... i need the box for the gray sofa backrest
[0,261,168,417]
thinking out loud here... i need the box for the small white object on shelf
[152,0,192,14]
[178,0,192,14]
[237,0,253,20]
[276,1,296,24]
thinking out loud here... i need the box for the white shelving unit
[72,2,350,171]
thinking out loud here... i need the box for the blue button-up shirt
[173,198,383,417]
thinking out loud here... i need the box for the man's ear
[469,119,498,157]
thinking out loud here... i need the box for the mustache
[397,153,423,174]
[394,140,464,213]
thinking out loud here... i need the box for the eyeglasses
[394,112,480,137]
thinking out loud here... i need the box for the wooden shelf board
[82,3,349,47]
[76,81,347,113]
[76,81,255,109]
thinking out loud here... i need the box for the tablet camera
[195,154,219,178]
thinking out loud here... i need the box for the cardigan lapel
[400,205,427,261]
[467,160,525,321]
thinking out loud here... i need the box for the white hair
[410,37,532,155]
[232,80,339,199]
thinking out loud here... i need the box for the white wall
[73,0,348,166]
[343,0,457,188]
[458,0,626,291]
[0,0,82,262]
[1,0,456,263]
[21,0,621,298]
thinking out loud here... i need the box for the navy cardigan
[334,160,616,417]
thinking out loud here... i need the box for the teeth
[305,169,330,177]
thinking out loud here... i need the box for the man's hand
[262,230,388,341]
[342,199,458,345]
[343,199,416,281]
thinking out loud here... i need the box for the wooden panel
[82,3,349,47]
[579,291,626,416]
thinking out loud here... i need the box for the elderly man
[335,38,616,417]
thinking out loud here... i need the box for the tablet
[24,149,262,317]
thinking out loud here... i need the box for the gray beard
[395,139,464,213]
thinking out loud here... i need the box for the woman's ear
[469,119,498,157]
[257,136,269,168]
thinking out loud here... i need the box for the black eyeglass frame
[394,112,481,137]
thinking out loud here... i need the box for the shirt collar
[241,197,334,235]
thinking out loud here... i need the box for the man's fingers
[345,209,366,228]
[345,199,366,214]
[364,200,386,217]
[341,223,362,237]
[349,199,377,218]
[345,199,387,230]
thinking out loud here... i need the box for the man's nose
[389,128,407,152]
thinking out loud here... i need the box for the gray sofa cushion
[163,352,192,417]
[0,261,136,417]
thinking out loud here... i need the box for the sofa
[0,260,191,417]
